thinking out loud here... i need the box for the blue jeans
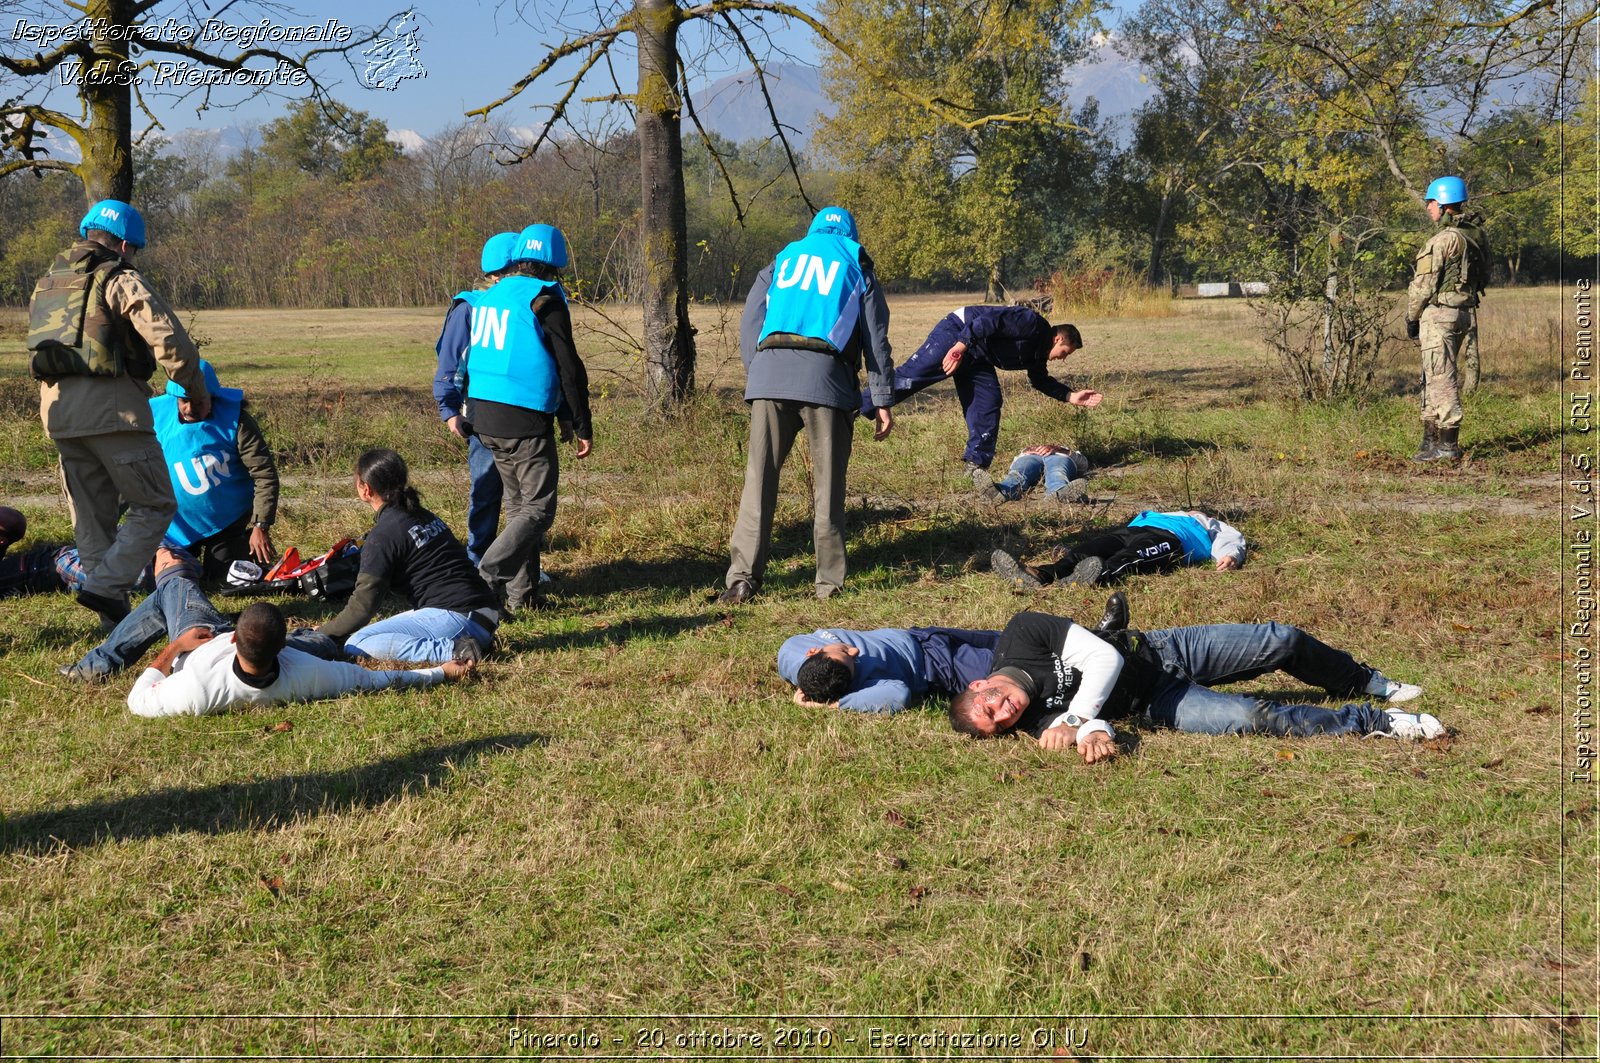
[995,453,1084,501]
[75,572,225,678]
[75,573,340,676]
[465,434,503,566]
[1140,623,1392,736]
[343,608,492,665]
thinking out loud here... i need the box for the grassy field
[0,286,1588,1059]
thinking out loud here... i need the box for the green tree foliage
[260,100,402,183]
[1121,0,1586,398]
[816,0,1102,297]
[1552,75,1599,261]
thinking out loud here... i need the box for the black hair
[796,653,854,704]
[948,688,990,738]
[234,602,287,669]
[499,260,561,283]
[1053,323,1083,348]
[355,448,423,514]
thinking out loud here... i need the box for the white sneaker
[1383,680,1424,703]
[1378,711,1445,741]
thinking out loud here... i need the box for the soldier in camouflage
[27,199,210,627]
[1405,175,1489,462]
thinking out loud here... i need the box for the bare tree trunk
[1147,188,1174,287]
[81,0,135,204]
[634,0,695,409]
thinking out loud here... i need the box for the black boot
[1095,591,1129,633]
[1434,425,1462,460]
[1412,420,1439,462]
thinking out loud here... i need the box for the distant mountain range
[684,42,1156,150]
[113,41,1152,161]
[689,63,829,148]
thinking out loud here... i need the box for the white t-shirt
[127,633,446,717]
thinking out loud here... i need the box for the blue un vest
[759,232,867,352]
[1127,511,1214,565]
[462,276,562,414]
[151,391,253,547]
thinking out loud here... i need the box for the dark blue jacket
[949,306,1072,401]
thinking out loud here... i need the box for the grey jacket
[739,263,894,410]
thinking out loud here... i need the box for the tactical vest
[758,232,867,353]
[27,243,153,383]
[461,277,563,414]
[1094,628,1170,718]
[1430,216,1490,309]
[151,391,254,546]
[1127,511,1213,564]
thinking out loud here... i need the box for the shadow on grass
[1464,422,1561,458]
[1091,433,1217,465]
[0,732,545,854]
[749,505,1001,594]
[502,613,721,654]
[560,549,728,600]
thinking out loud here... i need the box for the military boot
[1095,591,1129,633]
[1412,420,1440,462]
[1434,426,1462,461]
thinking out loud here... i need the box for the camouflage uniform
[30,238,208,600]
[1406,211,1487,454]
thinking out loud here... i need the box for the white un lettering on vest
[774,254,843,297]
[470,306,509,350]
[172,452,235,496]
[407,517,447,550]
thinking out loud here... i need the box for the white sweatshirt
[128,633,446,717]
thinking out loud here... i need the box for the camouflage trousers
[1461,307,1480,393]
[1419,305,1469,429]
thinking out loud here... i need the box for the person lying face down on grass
[972,444,1092,504]
[991,508,1247,589]
[778,597,1128,713]
[781,626,1002,714]
[948,604,1439,765]
[114,548,473,717]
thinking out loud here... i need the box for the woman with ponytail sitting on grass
[317,448,501,665]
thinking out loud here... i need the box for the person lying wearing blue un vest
[454,223,593,613]
[315,449,501,666]
[150,359,279,582]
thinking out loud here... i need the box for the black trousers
[1047,527,1185,582]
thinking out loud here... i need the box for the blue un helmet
[79,199,146,248]
[512,224,570,269]
[480,231,518,274]
[807,205,859,241]
[1425,176,1467,206]
[165,360,243,403]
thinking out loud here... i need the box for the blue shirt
[1128,511,1215,564]
[776,626,999,713]
[777,628,925,713]
[432,299,472,422]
